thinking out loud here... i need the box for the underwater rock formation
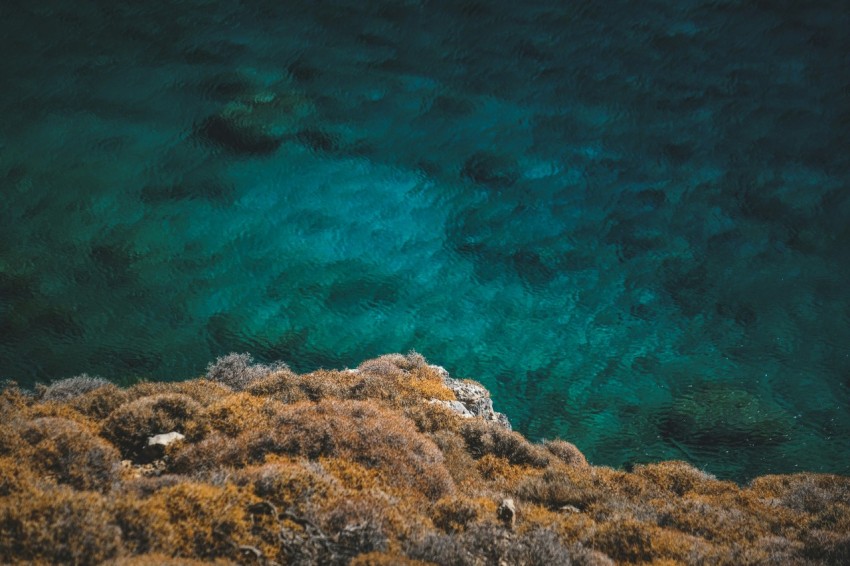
[662,383,793,446]
[461,151,521,189]
[195,88,315,156]
[1,352,848,565]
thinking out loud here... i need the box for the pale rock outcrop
[144,431,185,460]
[429,364,512,429]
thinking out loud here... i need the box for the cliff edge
[1,352,848,565]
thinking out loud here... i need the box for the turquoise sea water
[1,0,849,482]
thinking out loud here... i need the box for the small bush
[0,421,25,458]
[633,460,732,497]
[429,430,481,486]
[431,496,483,534]
[297,369,359,401]
[461,419,550,467]
[17,417,121,491]
[350,552,434,566]
[591,517,657,563]
[406,531,473,566]
[23,400,98,432]
[245,367,307,402]
[168,432,245,474]
[1,381,32,413]
[205,352,289,391]
[476,454,536,491]
[545,439,588,467]
[124,379,232,407]
[749,473,850,514]
[570,545,615,566]
[516,465,602,511]
[319,495,390,557]
[188,392,285,438]
[801,528,850,565]
[70,383,130,420]
[42,374,110,401]
[456,522,515,564]
[102,394,201,458]
[357,355,408,377]
[114,481,257,560]
[509,527,574,566]
[239,399,455,499]
[102,554,233,565]
[248,460,341,511]
[358,351,427,374]
[404,401,466,435]
[117,474,184,499]
[0,456,36,496]
[0,487,121,564]
[651,495,760,544]
[353,362,455,408]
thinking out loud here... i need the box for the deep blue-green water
[2,0,849,482]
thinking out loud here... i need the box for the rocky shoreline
[1,352,848,564]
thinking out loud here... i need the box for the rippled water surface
[2,0,849,481]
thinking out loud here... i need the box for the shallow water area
[1,0,849,482]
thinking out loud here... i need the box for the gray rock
[147,431,185,448]
[430,364,512,429]
[145,431,185,459]
[497,498,516,529]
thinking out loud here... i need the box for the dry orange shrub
[13,416,121,491]
[428,429,482,487]
[477,453,541,492]
[125,379,232,406]
[101,393,202,457]
[545,438,589,467]
[0,383,31,412]
[113,481,261,560]
[245,367,308,402]
[69,382,129,419]
[102,553,235,565]
[0,456,37,496]
[242,398,456,499]
[430,495,498,534]
[461,418,551,467]
[320,456,385,492]
[403,401,466,435]
[186,391,286,439]
[297,368,362,400]
[349,551,435,566]
[516,462,609,511]
[22,400,99,432]
[2,353,850,565]
[517,502,597,543]
[353,355,456,408]
[632,460,737,497]
[0,485,121,564]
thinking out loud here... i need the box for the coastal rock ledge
[1,352,849,565]
[428,364,513,429]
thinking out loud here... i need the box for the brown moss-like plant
[2,353,849,565]
[101,393,201,458]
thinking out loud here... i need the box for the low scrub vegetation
[1,353,849,565]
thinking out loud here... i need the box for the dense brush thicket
[1,352,849,565]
